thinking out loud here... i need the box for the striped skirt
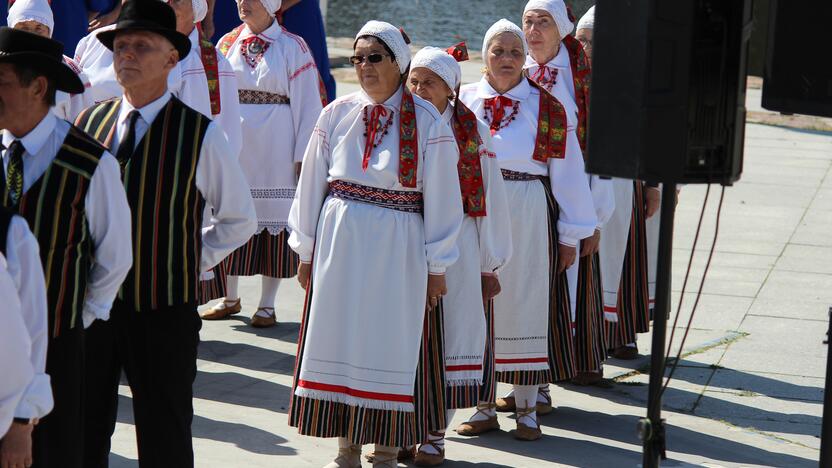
[606,182,651,349]
[197,258,228,305]
[289,277,432,447]
[225,229,299,278]
[495,174,575,385]
[573,252,607,373]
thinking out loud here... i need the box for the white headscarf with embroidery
[7,0,54,36]
[482,18,528,59]
[259,0,283,17]
[523,0,575,39]
[356,20,412,74]
[411,46,461,91]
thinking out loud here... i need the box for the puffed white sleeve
[0,255,33,439]
[475,126,512,274]
[591,175,616,230]
[4,217,51,419]
[548,129,598,247]
[288,108,332,263]
[195,122,257,272]
[287,37,324,164]
[215,53,243,160]
[422,119,464,274]
[83,152,134,326]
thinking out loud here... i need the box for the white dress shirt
[54,55,93,123]
[0,253,34,439]
[4,215,51,420]
[113,92,257,273]
[459,77,597,246]
[1,112,133,325]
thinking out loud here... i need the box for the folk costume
[523,0,614,386]
[458,19,597,439]
[287,20,464,463]
[7,0,93,122]
[207,1,323,327]
[0,27,133,468]
[0,209,51,443]
[408,44,512,465]
[0,252,34,440]
[74,2,256,467]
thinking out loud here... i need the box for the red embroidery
[529,65,559,92]
[483,96,519,136]
[563,35,591,155]
[240,36,270,68]
[528,78,568,162]
[398,87,419,188]
[289,61,316,81]
[218,25,245,57]
[451,100,487,217]
[445,42,469,62]
[197,24,221,116]
[361,105,394,172]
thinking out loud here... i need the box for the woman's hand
[580,230,601,257]
[481,273,501,302]
[297,262,311,290]
[426,274,447,311]
[558,243,577,274]
[644,186,661,218]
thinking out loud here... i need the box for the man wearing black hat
[75,1,256,467]
[0,27,133,468]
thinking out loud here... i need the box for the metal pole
[641,182,677,468]
[820,307,832,467]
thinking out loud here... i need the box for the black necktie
[5,140,25,206]
[116,110,141,168]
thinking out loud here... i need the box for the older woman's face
[354,37,401,100]
[409,67,452,114]
[576,28,593,62]
[485,33,526,84]
[523,10,561,59]
[13,20,50,38]
[237,0,270,25]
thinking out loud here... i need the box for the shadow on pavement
[193,370,293,413]
[199,339,297,375]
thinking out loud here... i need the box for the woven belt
[501,169,546,181]
[238,89,290,105]
[328,180,423,213]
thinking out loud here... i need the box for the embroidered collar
[475,76,531,102]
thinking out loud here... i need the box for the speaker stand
[640,182,677,468]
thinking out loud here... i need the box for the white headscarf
[482,18,528,59]
[259,0,283,17]
[411,46,461,91]
[191,0,208,23]
[356,20,411,74]
[7,0,54,36]
[577,5,595,31]
[523,0,575,39]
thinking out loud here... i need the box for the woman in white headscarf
[403,44,511,466]
[458,19,597,441]
[7,0,92,121]
[287,20,463,468]
[520,0,615,396]
[202,0,323,328]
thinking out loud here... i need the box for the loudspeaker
[586,0,753,185]
[762,0,832,118]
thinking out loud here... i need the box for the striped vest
[75,97,209,311]
[0,126,103,337]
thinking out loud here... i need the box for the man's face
[0,63,47,132]
[112,31,178,90]
[13,20,50,38]
[167,0,195,35]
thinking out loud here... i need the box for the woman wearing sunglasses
[202,0,324,328]
[286,20,464,468]
[457,19,596,442]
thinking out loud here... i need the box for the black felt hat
[0,27,84,94]
[97,0,191,61]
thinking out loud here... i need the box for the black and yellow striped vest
[0,125,103,337]
[75,97,209,311]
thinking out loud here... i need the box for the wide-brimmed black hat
[97,0,191,61]
[0,27,84,94]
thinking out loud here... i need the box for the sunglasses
[349,53,392,65]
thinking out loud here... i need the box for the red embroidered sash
[218,24,245,57]
[451,100,486,217]
[197,25,221,116]
[398,86,419,188]
[563,35,591,155]
[527,78,568,163]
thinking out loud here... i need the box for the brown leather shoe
[535,387,553,416]
[200,298,241,320]
[513,407,542,441]
[415,433,445,466]
[365,446,415,463]
[612,345,639,360]
[495,395,515,412]
[572,371,604,386]
[250,307,276,328]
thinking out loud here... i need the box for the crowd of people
[0,0,663,467]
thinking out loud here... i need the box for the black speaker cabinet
[586,0,753,185]
[762,0,832,118]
